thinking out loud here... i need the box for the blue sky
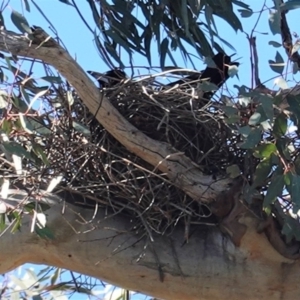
[4,0,300,89]
[1,0,300,299]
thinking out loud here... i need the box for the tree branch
[1,190,299,300]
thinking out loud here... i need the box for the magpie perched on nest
[166,52,239,100]
[87,68,127,88]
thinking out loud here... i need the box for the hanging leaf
[58,0,73,5]
[41,76,63,84]
[252,157,273,188]
[11,10,32,34]
[248,112,261,126]
[273,113,287,137]
[238,125,251,137]
[268,11,281,35]
[268,41,282,48]
[260,95,274,121]
[2,141,32,160]
[238,9,253,18]
[280,1,300,12]
[282,216,300,242]
[263,173,284,208]
[287,94,300,123]
[226,164,241,178]
[240,128,262,149]
[253,143,277,159]
[160,38,169,69]
[286,173,300,214]
[72,121,91,137]
[268,51,285,74]
[35,226,55,240]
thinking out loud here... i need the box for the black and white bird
[87,68,127,89]
[166,52,239,100]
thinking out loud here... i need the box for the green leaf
[273,113,287,137]
[24,0,30,12]
[1,119,12,134]
[72,121,91,137]
[35,226,55,240]
[24,202,51,212]
[282,216,300,242]
[2,141,32,160]
[268,11,281,35]
[106,29,132,55]
[12,95,29,113]
[143,25,152,65]
[293,62,299,74]
[238,125,251,137]
[263,173,284,207]
[0,213,6,231]
[0,90,8,109]
[248,112,261,126]
[160,38,169,69]
[286,173,300,213]
[19,115,52,136]
[11,10,32,34]
[287,94,300,124]
[59,0,73,5]
[223,106,238,116]
[225,115,240,124]
[41,76,63,84]
[269,41,282,48]
[260,95,274,121]
[294,155,300,175]
[276,138,291,160]
[238,9,253,18]
[10,213,22,233]
[253,143,277,159]
[32,143,50,165]
[0,11,5,28]
[51,268,61,285]
[240,128,262,149]
[280,1,300,12]
[211,1,243,32]
[268,51,285,74]
[226,164,240,178]
[252,157,273,188]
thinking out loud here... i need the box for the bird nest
[1,73,247,237]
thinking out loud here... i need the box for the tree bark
[0,190,299,300]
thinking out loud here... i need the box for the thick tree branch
[1,190,300,300]
[0,28,230,202]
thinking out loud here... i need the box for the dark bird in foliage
[166,52,239,100]
[87,68,127,88]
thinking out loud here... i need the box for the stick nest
[2,72,247,236]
